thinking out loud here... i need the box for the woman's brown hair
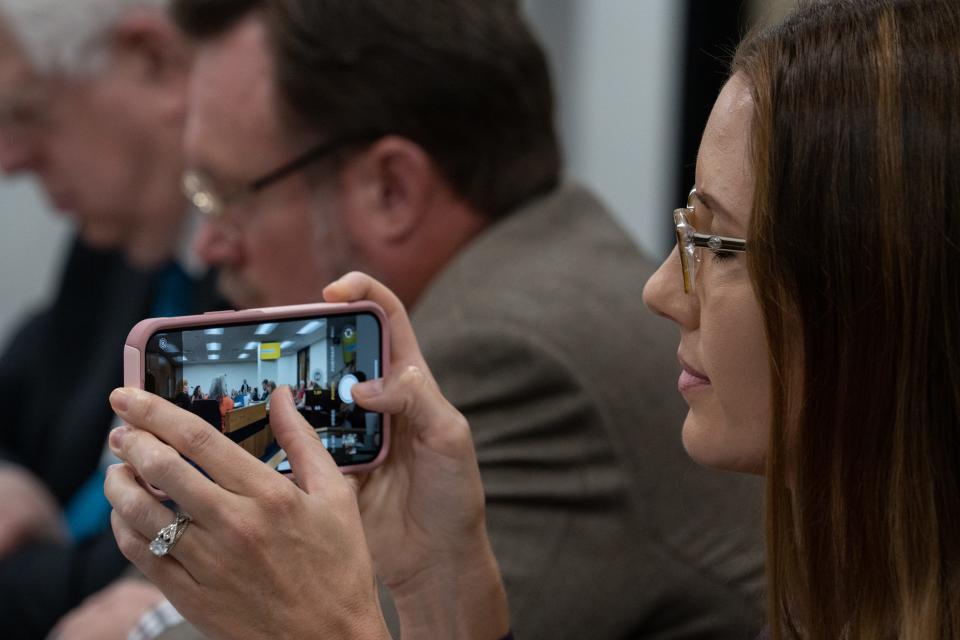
[733,1,960,637]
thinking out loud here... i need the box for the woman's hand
[323,273,509,639]
[104,385,389,640]
[106,272,508,640]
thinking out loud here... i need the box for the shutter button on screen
[338,374,359,404]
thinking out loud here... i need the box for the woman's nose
[643,247,699,330]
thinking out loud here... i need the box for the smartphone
[124,302,390,473]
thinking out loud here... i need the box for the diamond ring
[149,512,191,557]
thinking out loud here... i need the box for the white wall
[523,0,685,260]
[258,359,278,386]
[0,178,71,349]
[278,353,297,386]
[183,363,260,395]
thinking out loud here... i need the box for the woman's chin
[681,412,766,475]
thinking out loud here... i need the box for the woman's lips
[677,355,711,393]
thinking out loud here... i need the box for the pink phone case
[123,301,390,474]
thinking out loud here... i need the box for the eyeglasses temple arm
[249,132,381,193]
[690,233,747,252]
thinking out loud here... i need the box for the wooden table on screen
[223,402,273,458]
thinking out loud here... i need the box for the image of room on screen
[144,312,383,468]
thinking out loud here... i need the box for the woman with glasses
[104,0,959,638]
[653,0,960,634]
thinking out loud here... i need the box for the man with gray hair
[0,1,221,637]
[0,0,187,264]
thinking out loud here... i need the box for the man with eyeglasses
[0,1,224,637]
[79,1,765,638]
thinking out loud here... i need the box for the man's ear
[342,136,435,244]
[110,8,191,90]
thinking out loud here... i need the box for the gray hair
[0,0,169,76]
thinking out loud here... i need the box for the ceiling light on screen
[280,341,295,349]
[204,328,224,335]
[296,321,323,335]
[238,353,250,360]
[208,354,220,361]
[244,342,258,350]
[255,323,278,336]
[206,342,222,351]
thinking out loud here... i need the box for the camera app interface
[144,312,383,468]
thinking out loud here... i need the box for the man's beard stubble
[215,196,367,311]
[216,269,266,310]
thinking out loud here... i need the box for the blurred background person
[0,0,223,637]
[294,381,306,408]
[208,376,232,431]
[173,379,190,409]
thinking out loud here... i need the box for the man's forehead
[186,15,290,180]
[197,14,273,86]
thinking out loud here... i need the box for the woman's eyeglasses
[673,187,747,294]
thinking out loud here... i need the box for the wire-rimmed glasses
[674,187,748,294]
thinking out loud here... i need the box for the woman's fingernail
[111,388,133,413]
[109,426,130,450]
[355,379,384,398]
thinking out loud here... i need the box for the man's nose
[192,219,241,267]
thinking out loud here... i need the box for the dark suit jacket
[0,237,223,639]
[402,182,766,639]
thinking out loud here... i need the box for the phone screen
[143,311,383,469]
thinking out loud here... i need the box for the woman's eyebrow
[694,188,734,223]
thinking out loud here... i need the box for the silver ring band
[149,512,191,558]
